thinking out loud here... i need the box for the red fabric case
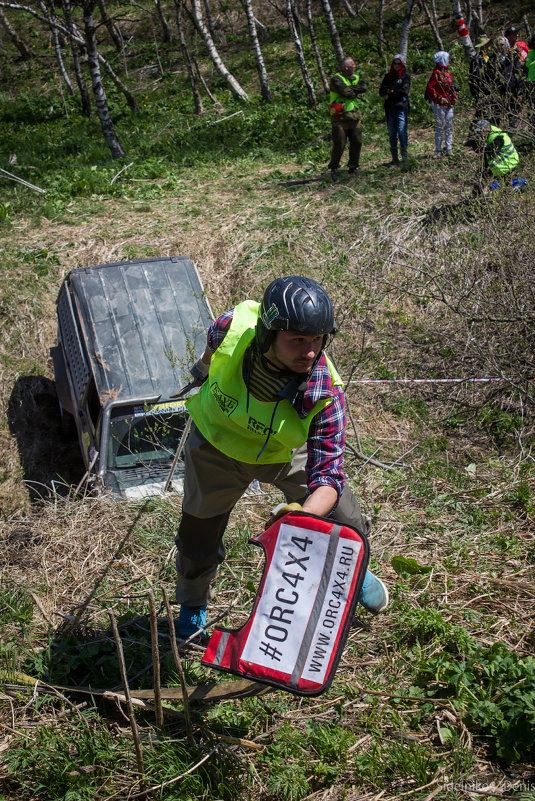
[202,511,369,696]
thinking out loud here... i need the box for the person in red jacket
[426,51,458,156]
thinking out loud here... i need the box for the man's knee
[176,510,229,563]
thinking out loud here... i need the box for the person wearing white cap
[425,51,458,156]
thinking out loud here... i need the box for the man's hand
[269,502,303,526]
[171,356,210,398]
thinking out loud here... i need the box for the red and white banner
[202,512,369,696]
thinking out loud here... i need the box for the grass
[1,0,535,799]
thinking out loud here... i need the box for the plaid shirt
[207,309,346,500]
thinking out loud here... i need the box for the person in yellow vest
[473,118,521,188]
[173,276,388,637]
[328,57,368,181]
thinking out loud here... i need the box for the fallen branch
[0,167,46,194]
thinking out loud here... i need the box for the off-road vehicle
[51,257,212,499]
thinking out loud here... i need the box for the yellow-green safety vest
[186,300,343,465]
[487,126,519,176]
[330,72,360,113]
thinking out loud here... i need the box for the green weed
[415,642,535,763]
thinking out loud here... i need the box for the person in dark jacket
[379,54,411,165]
[485,36,524,126]
[469,36,492,107]
[526,33,535,136]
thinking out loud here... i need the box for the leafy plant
[415,642,535,763]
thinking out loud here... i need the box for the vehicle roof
[66,257,213,405]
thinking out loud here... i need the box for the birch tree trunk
[377,0,384,58]
[154,0,171,42]
[202,0,216,41]
[242,0,272,101]
[96,0,123,52]
[174,0,204,114]
[189,0,249,101]
[81,0,126,158]
[286,0,316,109]
[320,0,344,63]
[305,0,328,93]
[40,0,74,94]
[0,7,30,58]
[62,0,91,115]
[340,0,356,18]
[418,0,443,50]
[0,0,135,114]
[451,0,475,60]
[398,0,415,63]
[99,51,136,110]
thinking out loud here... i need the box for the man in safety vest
[328,57,368,181]
[472,118,520,187]
[173,276,389,637]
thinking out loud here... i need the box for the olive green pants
[175,424,370,607]
[328,119,362,171]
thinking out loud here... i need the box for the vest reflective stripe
[330,73,360,112]
[186,300,343,465]
[487,126,519,175]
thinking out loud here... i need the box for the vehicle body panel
[52,256,212,499]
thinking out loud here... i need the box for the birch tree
[0,6,30,58]
[154,0,171,42]
[398,0,415,63]
[80,0,126,158]
[174,0,204,114]
[377,0,384,58]
[189,0,249,101]
[40,0,74,95]
[286,0,316,109]
[451,0,475,60]
[320,0,343,64]
[62,0,91,115]
[96,0,123,52]
[202,0,216,41]
[340,0,356,18]
[242,0,272,101]
[418,0,443,50]
[305,0,328,94]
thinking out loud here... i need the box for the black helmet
[504,26,517,36]
[255,275,337,354]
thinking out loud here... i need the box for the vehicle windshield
[107,401,187,470]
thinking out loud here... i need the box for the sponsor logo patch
[211,382,238,415]
[262,303,279,328]
[247,415,278,437]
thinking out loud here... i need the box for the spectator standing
[505,26,529,63]
[379,54,411,165]
[526,34,535,136]
[328,57,368,181]
[426,51,458,156]
[487,36,523,126]
[469,36,492,108]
